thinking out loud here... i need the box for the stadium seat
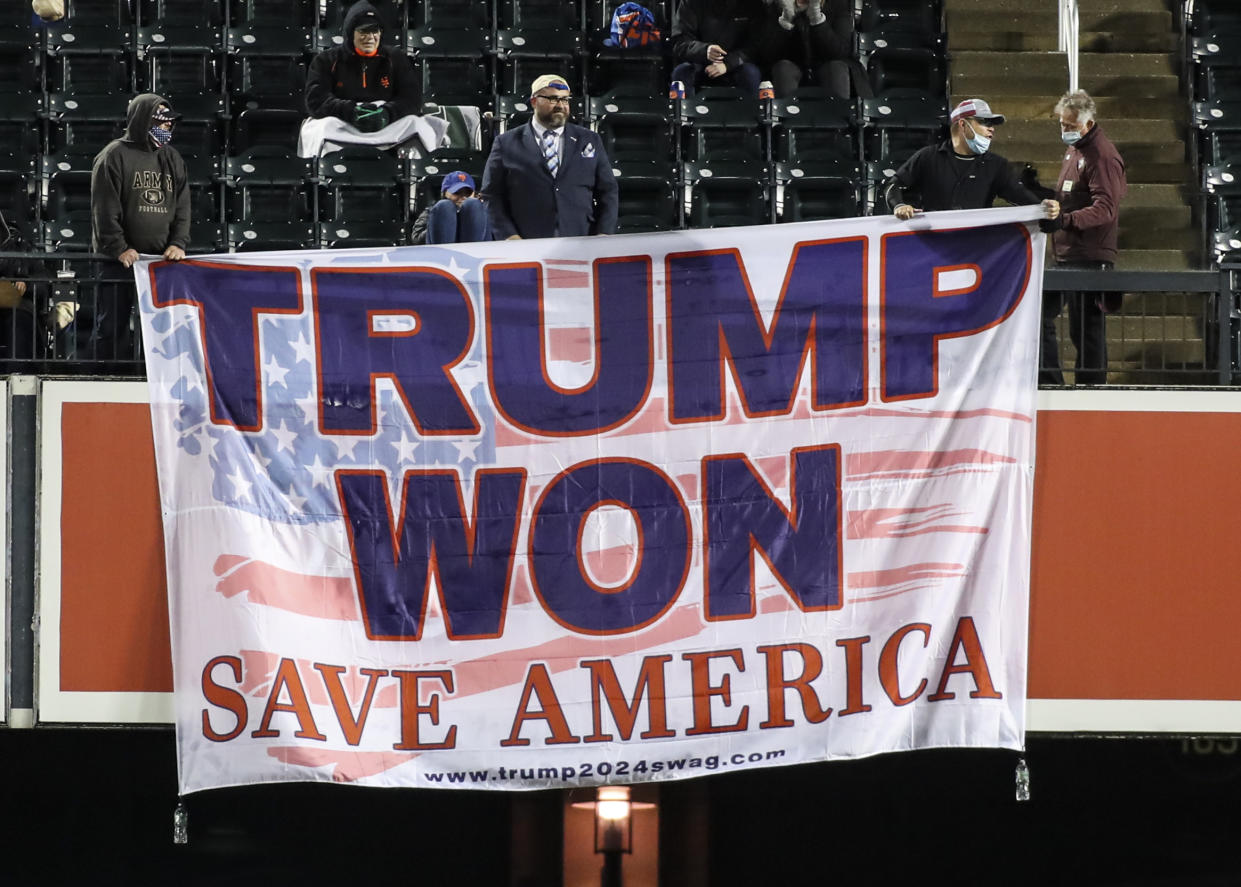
[612,162,679,233]
[319,221,401,249]
[496,53,583,99]
[232,108,305,154]
[419,55,495,110]
[47,51,132,95]
[685,160,771,229]
[773,94,858,164]
[317,147,407,223]
[591,94,673,163]
[585,0,668,98]
[230,0,316,28]
[227,221,316,252]
[499,0,580,31]
[861,95,946,166]
[680,91,766,164]
[46,0,133,53]
[45,92,130,154]
[225,149,313,223]
[41,216,94,251]
[0,93,40,158]
[866,46,946,99]
[0,170,32,227]
[225,26,312,112]
[141,43,223,99]
[45,169,92,221]
[0,45,41,94]
[860,0,942,36]
[1193,100,1241,166]
[776,161,864,222]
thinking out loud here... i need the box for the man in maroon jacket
[1040,90,1127,385]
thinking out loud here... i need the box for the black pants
[1040,261,1115,386]
[770,58,850,99]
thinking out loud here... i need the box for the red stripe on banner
[547,327,593,363]
[214,555,358,621]
[451,605,705,698]
[583,543,639,587]
[847,505,989,539]
[544,268,591,288]
[266,747,416,781]
[846,448,1016,478]
[847,562,966,594]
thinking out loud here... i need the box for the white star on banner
[333,435,363,461]
[453,439,481,461]
[271,419,299,455]
[290,332,316,366]
[446,256,468,280]
[285,488,308,512]
[227,467,253,501]
[391,432,419,465]
[265,355,291,388]
[307,454,334,489]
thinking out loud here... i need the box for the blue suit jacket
[481,121,619,239]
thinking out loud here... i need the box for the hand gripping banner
[137,206,1044,793]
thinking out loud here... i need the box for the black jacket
[90,92,190,257]
[305,0,421,124]
[755,0,853,68]
[671,0,765,71]
[884,141,1041,213]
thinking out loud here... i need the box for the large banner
[138,207,1043,794]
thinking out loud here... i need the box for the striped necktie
[542,129,558,178]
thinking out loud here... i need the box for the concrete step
[1113,249,1197,270]
[1116,291,1214,314]
[975,94,1185,122]
[949,30,1178,54]
[1119,224,1196,251]
[1024,157,1189,185]
[1001,117,1181,145]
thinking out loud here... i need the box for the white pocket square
[581,143,596,158]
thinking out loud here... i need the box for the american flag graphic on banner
[137,207,1044,794]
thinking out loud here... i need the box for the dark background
[2,729,1239,885]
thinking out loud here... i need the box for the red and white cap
[950,98,1005,125]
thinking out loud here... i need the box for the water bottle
[669,80,685,100]
[758,80,774,101]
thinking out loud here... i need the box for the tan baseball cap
[530,74,571,96]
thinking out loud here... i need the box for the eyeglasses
[534,94,572,106]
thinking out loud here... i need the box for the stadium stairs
[944,0,1209,383]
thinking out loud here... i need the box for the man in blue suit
[482,74,619,240]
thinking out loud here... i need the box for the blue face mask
[963,122,990,155]
[1061,129,1082,146]
[149,125,172,147]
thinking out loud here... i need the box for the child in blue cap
[411,170,490,245]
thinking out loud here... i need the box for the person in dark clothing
[1039,89,1127,386]
[411,171,490,245]
[756,0,858,98]
[884,97,1060,221]
[305,0,421,132]
[88,93,189,361]
[669,0,765,98]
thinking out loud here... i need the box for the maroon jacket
[1053,123,1126,264]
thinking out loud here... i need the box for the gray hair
[1054,90,1097,124]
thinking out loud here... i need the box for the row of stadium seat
[1190,0,1241,263]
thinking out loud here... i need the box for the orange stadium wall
[32,381,1241,732]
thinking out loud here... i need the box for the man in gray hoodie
[87,93,189,359]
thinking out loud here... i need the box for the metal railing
[1059,0,1080,93]
[3,253,1240,386]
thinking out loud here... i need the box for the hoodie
[305,0,422,123]
[90,93,191,257]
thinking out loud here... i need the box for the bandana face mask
[149,125,173,147]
